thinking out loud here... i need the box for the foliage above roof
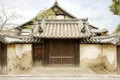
[110,0,120,16]
[36,9,56,19]
[114,24,120,34]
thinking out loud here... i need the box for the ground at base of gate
[0,67,120,80]
[6,67,115,76]
[1,76,120,80]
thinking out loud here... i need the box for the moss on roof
[35,9,56,19]
[18,2,77,29]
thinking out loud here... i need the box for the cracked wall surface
[80,44,117,74]
[6,43,117,74]
[7,44,32,73]
[102,45,117,73]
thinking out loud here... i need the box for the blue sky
[0,0,120,33]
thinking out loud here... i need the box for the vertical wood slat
[33,43,44,62]
[48,39,78,65]
[74,40,79,65]
[3,44,7,73]
[44,39,50,64]
[0,43,2,73]
[0,43,7,74]
[117,45,120,74]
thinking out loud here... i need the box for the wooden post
[0,43,7,74]
[0,43,2,74]
[117,45,120,74]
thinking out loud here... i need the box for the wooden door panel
[34,48,43,60]
[62,58,74,64]
[50,58,61,64]
[49,40,75,64]
[33,44,44,61]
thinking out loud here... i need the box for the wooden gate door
[33,44,44,62]
[49,40,75,64]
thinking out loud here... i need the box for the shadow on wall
[7,44,32,74]
[81,54,117,74]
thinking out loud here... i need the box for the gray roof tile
[33,19,92,38]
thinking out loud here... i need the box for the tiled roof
[80,35,120,44]
[0,36,6,43]
[0,35,42,44]
[0,34,120,44]
[33,19,93,38]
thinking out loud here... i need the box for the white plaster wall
[15,44,22,59]
[7,44,32,73]
[65,16,71,19]
[102,45,117,73]
[80,44,102,68]
[80,44,117,73]
[15,44,32,59]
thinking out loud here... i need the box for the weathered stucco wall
[80,44,117,73]
[7,44,32,73]
[102,45,117,73]
[80,44,102,68]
